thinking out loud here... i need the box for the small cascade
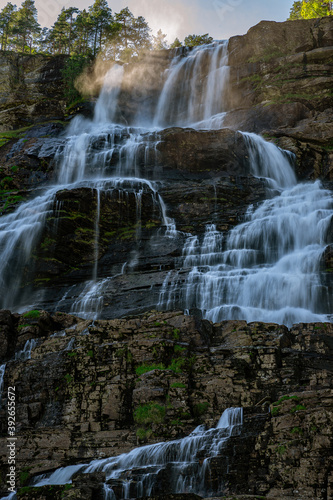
[242,132,297,189]
[0,363,6,408]
[93,188,101,282]
[0,189,58,310]
[32,407,243,498]
[153,42,229,128]
[14,339,37,361]
[159,138,333,326]
[70,279,107,319]
[93,65,124,124]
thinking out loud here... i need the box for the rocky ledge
[0,310,332,499]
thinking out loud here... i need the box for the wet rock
[0,314,332,499]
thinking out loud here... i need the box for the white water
[14,339,37,361]
[32,407,243,498]
[0,41,331,326]
[159,138,332,326]
[154,42,229,128]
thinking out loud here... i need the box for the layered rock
[0,53,69,131]
[0,312,332,499]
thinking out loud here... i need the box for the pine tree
[0,2,16,51]
[74,9,93,55]
[88,0,113,56]
[184,34,213,47]
[288,0,332,19]
[12,0,41,53]
[152,29,168,50]
[170,37,182,49]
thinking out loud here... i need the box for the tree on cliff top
[152,29,168,50]
[184,33,214,47]
[12,0,41,53]
[170,37,182,49]
[0,2,16,51]
[288,0,332,19]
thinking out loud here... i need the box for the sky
[0,0,293,42]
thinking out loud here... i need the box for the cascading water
[159,134,332,326]
[0,40,331,326]
[31,407,243,498]
[153,41,229,128]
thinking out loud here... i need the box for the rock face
[0,311,332,499]
[0,53,68,131]
[225,17,333,180]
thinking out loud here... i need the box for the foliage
[193,402,210,417]
[152,29,168,50]
[184,33,213,47]
[288,0,332,19]
[134,403,166,425]
[290,404,306,413]
[11,0,41,53]
[135,363,165,376]
[170,382,186,389]
[61,55,91,105]
[272,395,300,406]
[0,1,152,59]
[22,309,40,319]
[170,37,182,49]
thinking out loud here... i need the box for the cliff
[0,16,332,500]
[0,311,332,498]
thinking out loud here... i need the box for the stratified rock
[0,313,332,499]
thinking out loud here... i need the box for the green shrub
[134,403,166,425]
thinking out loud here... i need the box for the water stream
[32,407,243,498]
[0,41,331,325]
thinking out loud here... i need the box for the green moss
[136,427,153,440]
[174,344,186,353]
[193,402,210,417]
[17,324,30,330]
[172,328,180,340]
[87,350,94,357]
[67,352,77,357]
[134,403,166,425]
[135,363,165,376]
[168,357,185,374]
[170,382,186,389]
[40,237,56,251]
[271,406,280,416]
[277,444,286,455]
[272,395,300,406]
[290,426,303,435]
[22,310,40,319]
[248,48,285,63]
[290,404,306,413]
[19,466,31,486]
[64,374,73,384]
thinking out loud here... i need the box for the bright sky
[0,0,293,42]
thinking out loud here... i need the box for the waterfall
[159,155,332,326]
[0,39,330,327]
[32,407,243,498]
[153,41,229,128]
[14,339,37,361]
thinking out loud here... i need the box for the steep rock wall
[0,311,332,499]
